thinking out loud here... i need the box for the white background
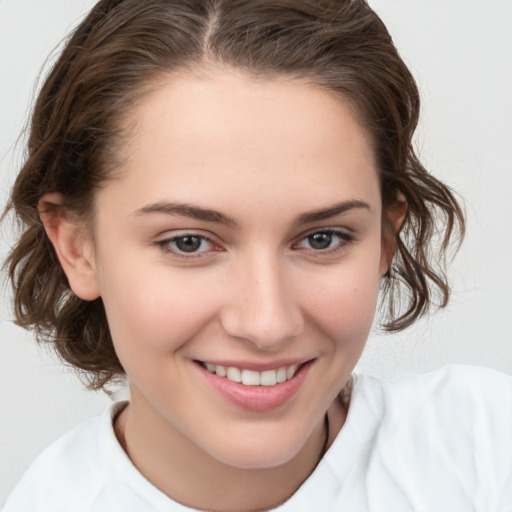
[1,0,511,504]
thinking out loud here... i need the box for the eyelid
[154,230,224,259]
[292,227,356,254]
[155,228,221,244]
[153,226,356,261]
[295,226,356,242]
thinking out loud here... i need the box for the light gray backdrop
[1,0,511,504]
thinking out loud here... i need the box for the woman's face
[88,69,389,468]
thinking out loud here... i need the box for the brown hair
[4,0,465,390]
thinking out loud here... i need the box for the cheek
[300,255,381,346]
[98,259,222,356]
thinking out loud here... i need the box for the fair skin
[41,69,403,511]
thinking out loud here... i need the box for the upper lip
[195,358,314,372]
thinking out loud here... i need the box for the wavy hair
[4,0,465,390]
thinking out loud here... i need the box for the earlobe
[39,193,100,301]
[379,198,407,276]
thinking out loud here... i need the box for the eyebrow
[134,202,238,227]
[134,199,370,227]
[293,200,370,226]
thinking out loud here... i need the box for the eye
[156,233,215,256]
[294,229,354,253]
[173,235,209,253]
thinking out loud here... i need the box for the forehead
[97,69,380,220]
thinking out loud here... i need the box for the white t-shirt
[3,365,512,511]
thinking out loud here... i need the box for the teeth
[203,362,301,386]
[215,365,227,378]
[242,369,260,386]
[286,364,298,379]
[260,370,277,386]
[226,367,241,383]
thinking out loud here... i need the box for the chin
[204,428,310,470]
[217,449,300,470]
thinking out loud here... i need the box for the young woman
[3,1,512,510]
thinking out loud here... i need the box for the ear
[39,193,100,301]
[379,197,407,276]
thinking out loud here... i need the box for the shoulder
[277,366,512,511]
[351,364,512,443]
[3,401,191,512]
[345,365,512,507]
[354,364,512,413]
[3,402,127,511]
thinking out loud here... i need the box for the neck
[115,390,345,511]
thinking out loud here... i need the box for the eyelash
[292,228,355,255]
[155,228,355,260]
[155,234,217,260]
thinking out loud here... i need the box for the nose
[220,254,304,350]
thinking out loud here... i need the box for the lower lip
[195,361,313,412]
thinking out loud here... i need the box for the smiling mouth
[198,362,303,387]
